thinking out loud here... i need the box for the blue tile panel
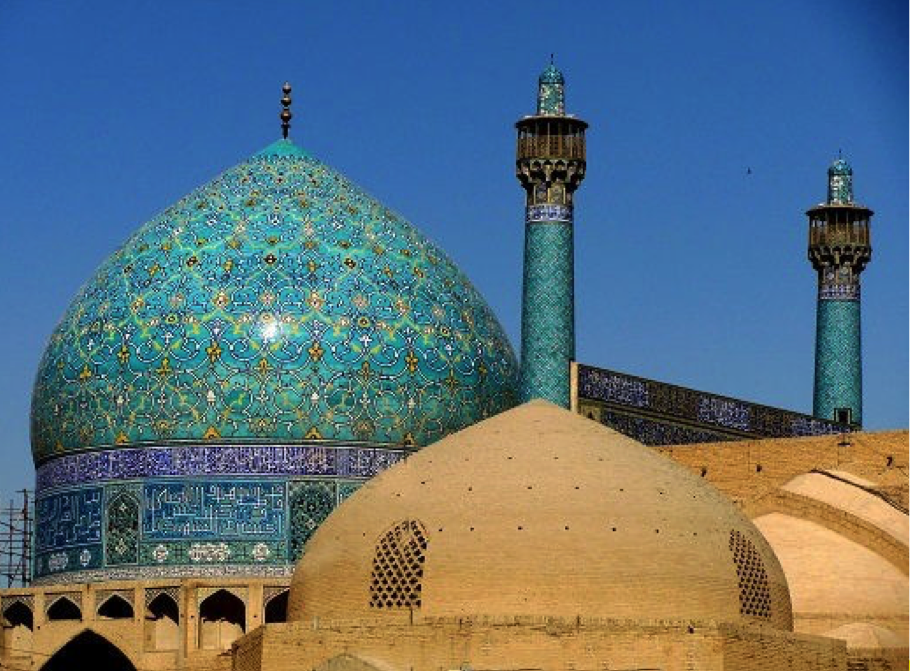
[35,443,405,490]
[813,298,862,425]
[520,206,574,407]
[32,471,384,583]
[576,364,848,446]
[30,139,518,463]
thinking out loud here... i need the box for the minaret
[807,157,873,426]
[515,61,587,406]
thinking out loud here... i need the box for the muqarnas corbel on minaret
[806,156,873,426]
[515,59,588,407]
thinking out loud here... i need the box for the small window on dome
[729,529,772,619]
[369,519,428,610]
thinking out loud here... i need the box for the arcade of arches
[0,580,289,671]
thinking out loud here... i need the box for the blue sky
[0,1,906,498]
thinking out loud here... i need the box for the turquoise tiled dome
[31,139,518,464]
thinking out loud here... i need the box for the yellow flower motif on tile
[257,358,271,375]
[156,357,172,377]
[445,369,458,392]
[78,364,92,381]
[308,342,325,362]
[405,351,418,374]
[203,426,221,440]
[115,432,129,445]
[206,341,222,363]
[308,292,324,310]
[305,426,323,440]
[213,291,230,309]
[117,345,130,365]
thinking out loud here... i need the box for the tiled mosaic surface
[537,63,565,115]
[813,299,862,425]
[32,471,374,584]
[520,217,574,407]
[30,138,518,583]
[826,158,853,205]
[31,139,517,462]
[577,364,847,446]
[36,443,405,491]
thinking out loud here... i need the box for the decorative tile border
[31,562,294,587]
[37,443,408,492]
[577,364,848,445]
[526,204,572,223]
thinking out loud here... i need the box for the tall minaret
[515,61,588,406]
[807,157,873,426]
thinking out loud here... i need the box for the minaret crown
[827,157,853,205]
[537,59,566,115]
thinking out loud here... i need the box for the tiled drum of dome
[29,139,518,583]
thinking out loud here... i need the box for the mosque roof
[30,139,518,463]
[288,401,793,629]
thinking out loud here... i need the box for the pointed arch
[264,589,289,623]
[2,600,34,656]
[39,630,136,671]
[98,594,134,619]
[3,600,33,630]
[145,592,179,651]
[198,589,245,650]
[46,596,82,621]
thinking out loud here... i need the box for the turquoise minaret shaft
[807,158,872,426]
[515,62,587,406]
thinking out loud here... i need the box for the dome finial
[280,82,293,139]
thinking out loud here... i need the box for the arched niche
[3,601,33,630]
[46,596,82,621]
[2,600,34,653]
[264,590,289,623]
[144,593,179,651]
[40,630,136,671]
[98,594,134,620]
[198,589,245,650]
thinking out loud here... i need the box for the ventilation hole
[369,519,429,610]
[728,529,772,619]
[755,464,762,473]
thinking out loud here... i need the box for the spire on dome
[827,152,853,204]
[280,82,293,139]
[537,56,565,115]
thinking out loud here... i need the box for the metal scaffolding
[0,490,32,588]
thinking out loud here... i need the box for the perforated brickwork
[729,529,772,619]
[369,520,428,609]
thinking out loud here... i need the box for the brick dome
[288,401,794,629]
